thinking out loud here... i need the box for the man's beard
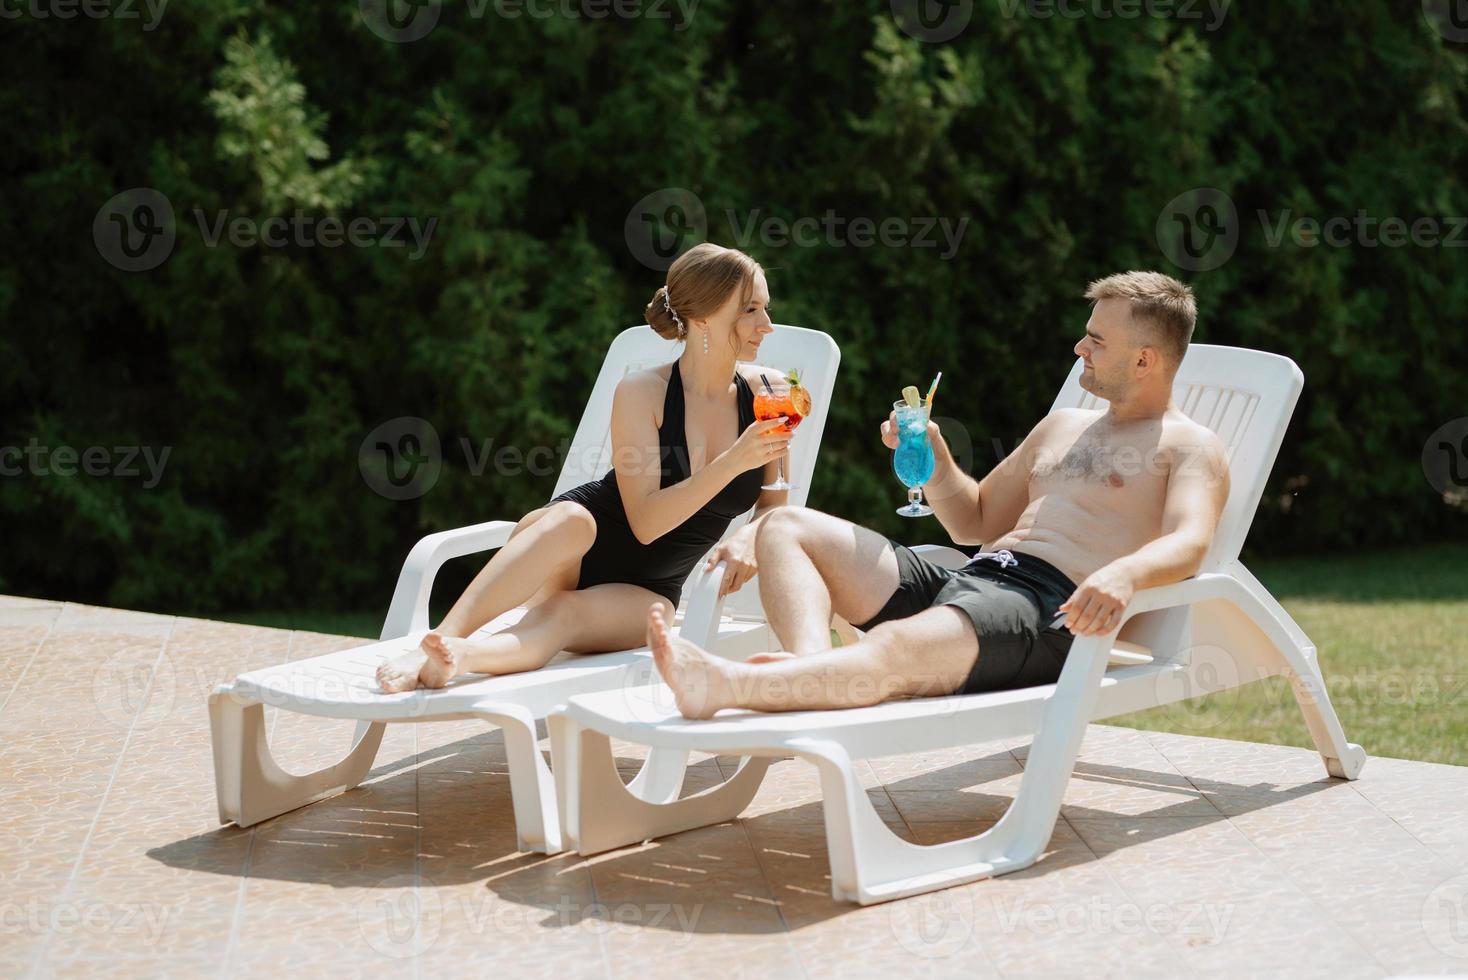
[1080,366,1118,400]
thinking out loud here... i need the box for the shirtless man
[647,271,1232,719]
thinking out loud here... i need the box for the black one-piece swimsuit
[548,360,766,608]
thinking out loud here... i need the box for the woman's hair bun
[646,285,686,341]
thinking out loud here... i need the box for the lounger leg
[547,714,774,855]
[626,747,690,804]
[1219,565,1367,780]
[789,635,1116,905]
[470,703,563,854]
[208,687,386,828]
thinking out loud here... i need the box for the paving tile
[5,598,1467,979]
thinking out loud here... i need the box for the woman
[377,243,791,692]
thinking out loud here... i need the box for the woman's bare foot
[646,607,742,720]
[375,631,478,692]
[376,646,429,693]
[418,631,468,689]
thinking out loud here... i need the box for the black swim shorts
[852,542,1080,695]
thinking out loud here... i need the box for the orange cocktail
[753,375,813,491]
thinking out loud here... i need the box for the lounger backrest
[1048,344,1304,572]
[554,324,841,614]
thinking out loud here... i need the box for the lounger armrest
[679,559,730,649]
[1123,573,1234,618]
[380,520,517,639]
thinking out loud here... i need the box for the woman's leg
[375,501,596,692]
[437,501,598,636]
[417,583,675,686]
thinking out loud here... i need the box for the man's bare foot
[646,606,741,720]
[376,646,428,693]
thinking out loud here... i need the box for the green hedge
[2,0,1464,615]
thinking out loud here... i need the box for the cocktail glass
[753,382,808,491]
[893,399,934,517]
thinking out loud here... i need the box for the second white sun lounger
[209,324,840,853]
[547,344,1367,903]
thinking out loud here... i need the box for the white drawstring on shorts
[969,549,1018,569]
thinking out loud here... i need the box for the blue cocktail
[893,399,935,517]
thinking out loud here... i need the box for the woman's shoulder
[611,363,676,425]
[615,363,673,398]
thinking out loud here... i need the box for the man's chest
[1028,431,1171,498]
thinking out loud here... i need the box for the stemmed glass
[753,382,808,491]
[892,399,935,517]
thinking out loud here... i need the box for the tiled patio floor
[2,595,1466,978]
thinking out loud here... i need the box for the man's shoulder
[1160,411,1230,478]
[1161,410,1225,449]
[1036,406,1102,434]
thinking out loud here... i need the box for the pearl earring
[703,329,710,354]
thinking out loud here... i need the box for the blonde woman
[378,243,791,691]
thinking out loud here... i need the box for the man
[648,271,1231,719]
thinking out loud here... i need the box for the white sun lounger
[208,324,840,852]
[547,344,1368,903]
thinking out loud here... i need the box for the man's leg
[754,508,902,655]
[646,605,978,720]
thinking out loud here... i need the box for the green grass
[217,543,1468,766]
[1109,543,1468,767]
[220,609,383,639]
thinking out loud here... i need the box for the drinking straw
[760,372,775,394]
[925,371,943,408]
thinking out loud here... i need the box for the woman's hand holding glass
[726,416,791,475]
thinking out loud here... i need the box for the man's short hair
[1084,271,1197,369]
